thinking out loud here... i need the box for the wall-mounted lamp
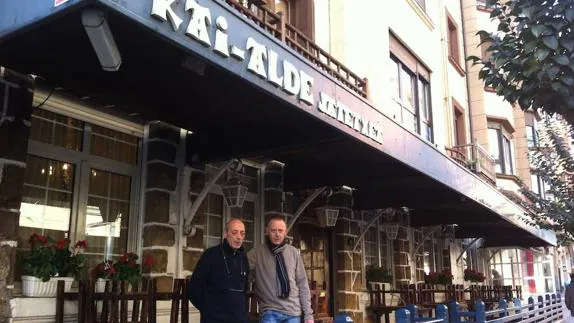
[315,206,340,228]
[221,160,248,208]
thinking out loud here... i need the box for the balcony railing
[224,0,369,98]
[446,141,496,184]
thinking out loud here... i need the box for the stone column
[142,122,185,292]
[182,164,206,277]
[263,161,284,226]
[0,68,34,322]
[332,187,363,323]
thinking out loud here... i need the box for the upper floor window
[447,14,460,65]
[526,125,538,147]
[389,35,433,143]
[488,125,514,175]
[263,0,314,40]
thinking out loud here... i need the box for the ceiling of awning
[0,2,554,247]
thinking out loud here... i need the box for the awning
[0,0,556,247]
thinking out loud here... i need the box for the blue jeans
[260,310,300,323]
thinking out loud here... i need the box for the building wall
[314,0,470,152]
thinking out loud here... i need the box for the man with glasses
[188,218,249,323]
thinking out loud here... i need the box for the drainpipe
[460,0,475,143]
[439,0,453,147]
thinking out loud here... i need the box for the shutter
[293,0,314,40]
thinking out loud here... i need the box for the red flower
[143,255,155,269]
[74,240,88,249]
[56,239,69,250]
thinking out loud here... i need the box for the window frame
[446,11,465,75]
[488,123,515,175]
[22,109,143,266]
[390,51,434,143]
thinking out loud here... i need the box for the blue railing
[396,293,563,323]
[395,304,449,323]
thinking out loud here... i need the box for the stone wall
[142,122,186,292]
[332,187,364,322]
[0,68,34,322]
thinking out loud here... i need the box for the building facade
[0,0,561,322]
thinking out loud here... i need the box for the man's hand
[304,320,314,323]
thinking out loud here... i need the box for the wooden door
[295,224,330,318]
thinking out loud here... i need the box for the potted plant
[424,269,454,303]
[91,252,155,291]
[464,269,486,284]
[365,265,395,305]
[21,233,87,297]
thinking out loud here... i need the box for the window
[490,249,555,296]
[488,126,514,175]
[479,33,493,62]
[361,212,392,283]
[18,108,141,278]
[526,125,538,147]
[453,104,466,146]
[531,174,546,198]
[447,14,460,65]
[389,39,433,143]
[262,0,314,40]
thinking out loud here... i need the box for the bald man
[188,218,249,323]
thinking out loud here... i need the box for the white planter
[22,276,74,297]
[95,278,110,293]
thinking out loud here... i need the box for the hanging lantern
[315,206,340,228]
[383,224,400,240]
[221,178,248,208]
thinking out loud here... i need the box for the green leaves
[543,36,559,50]
[468,0,574,125]
[553,55,570,65]
[535,48,550,61]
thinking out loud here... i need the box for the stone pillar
[142,122,185,292]
[0,68,34,322]
[182,164,206,278]
[332,187,363,323]
[263,161,284,225]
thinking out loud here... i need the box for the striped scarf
[266,238,290,299]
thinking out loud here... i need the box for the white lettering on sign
[214,17,229,57]
[318,92,383,144]
[150,0,183,31]
[184,0,212,47]
[149,0,382,144]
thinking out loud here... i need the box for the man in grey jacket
[248,215,313,323]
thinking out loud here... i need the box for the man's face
[266,219,287,245]
[224,220,245,249]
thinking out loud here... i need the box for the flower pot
[95,278,110,293]
[22,276,74,297]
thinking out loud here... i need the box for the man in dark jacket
[188,218,249,323]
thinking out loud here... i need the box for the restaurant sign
[150,0,382,144]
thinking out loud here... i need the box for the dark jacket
[187,241,249,323]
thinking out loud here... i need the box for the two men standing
[188,216,313,323]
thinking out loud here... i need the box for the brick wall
[0,68,34,321]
